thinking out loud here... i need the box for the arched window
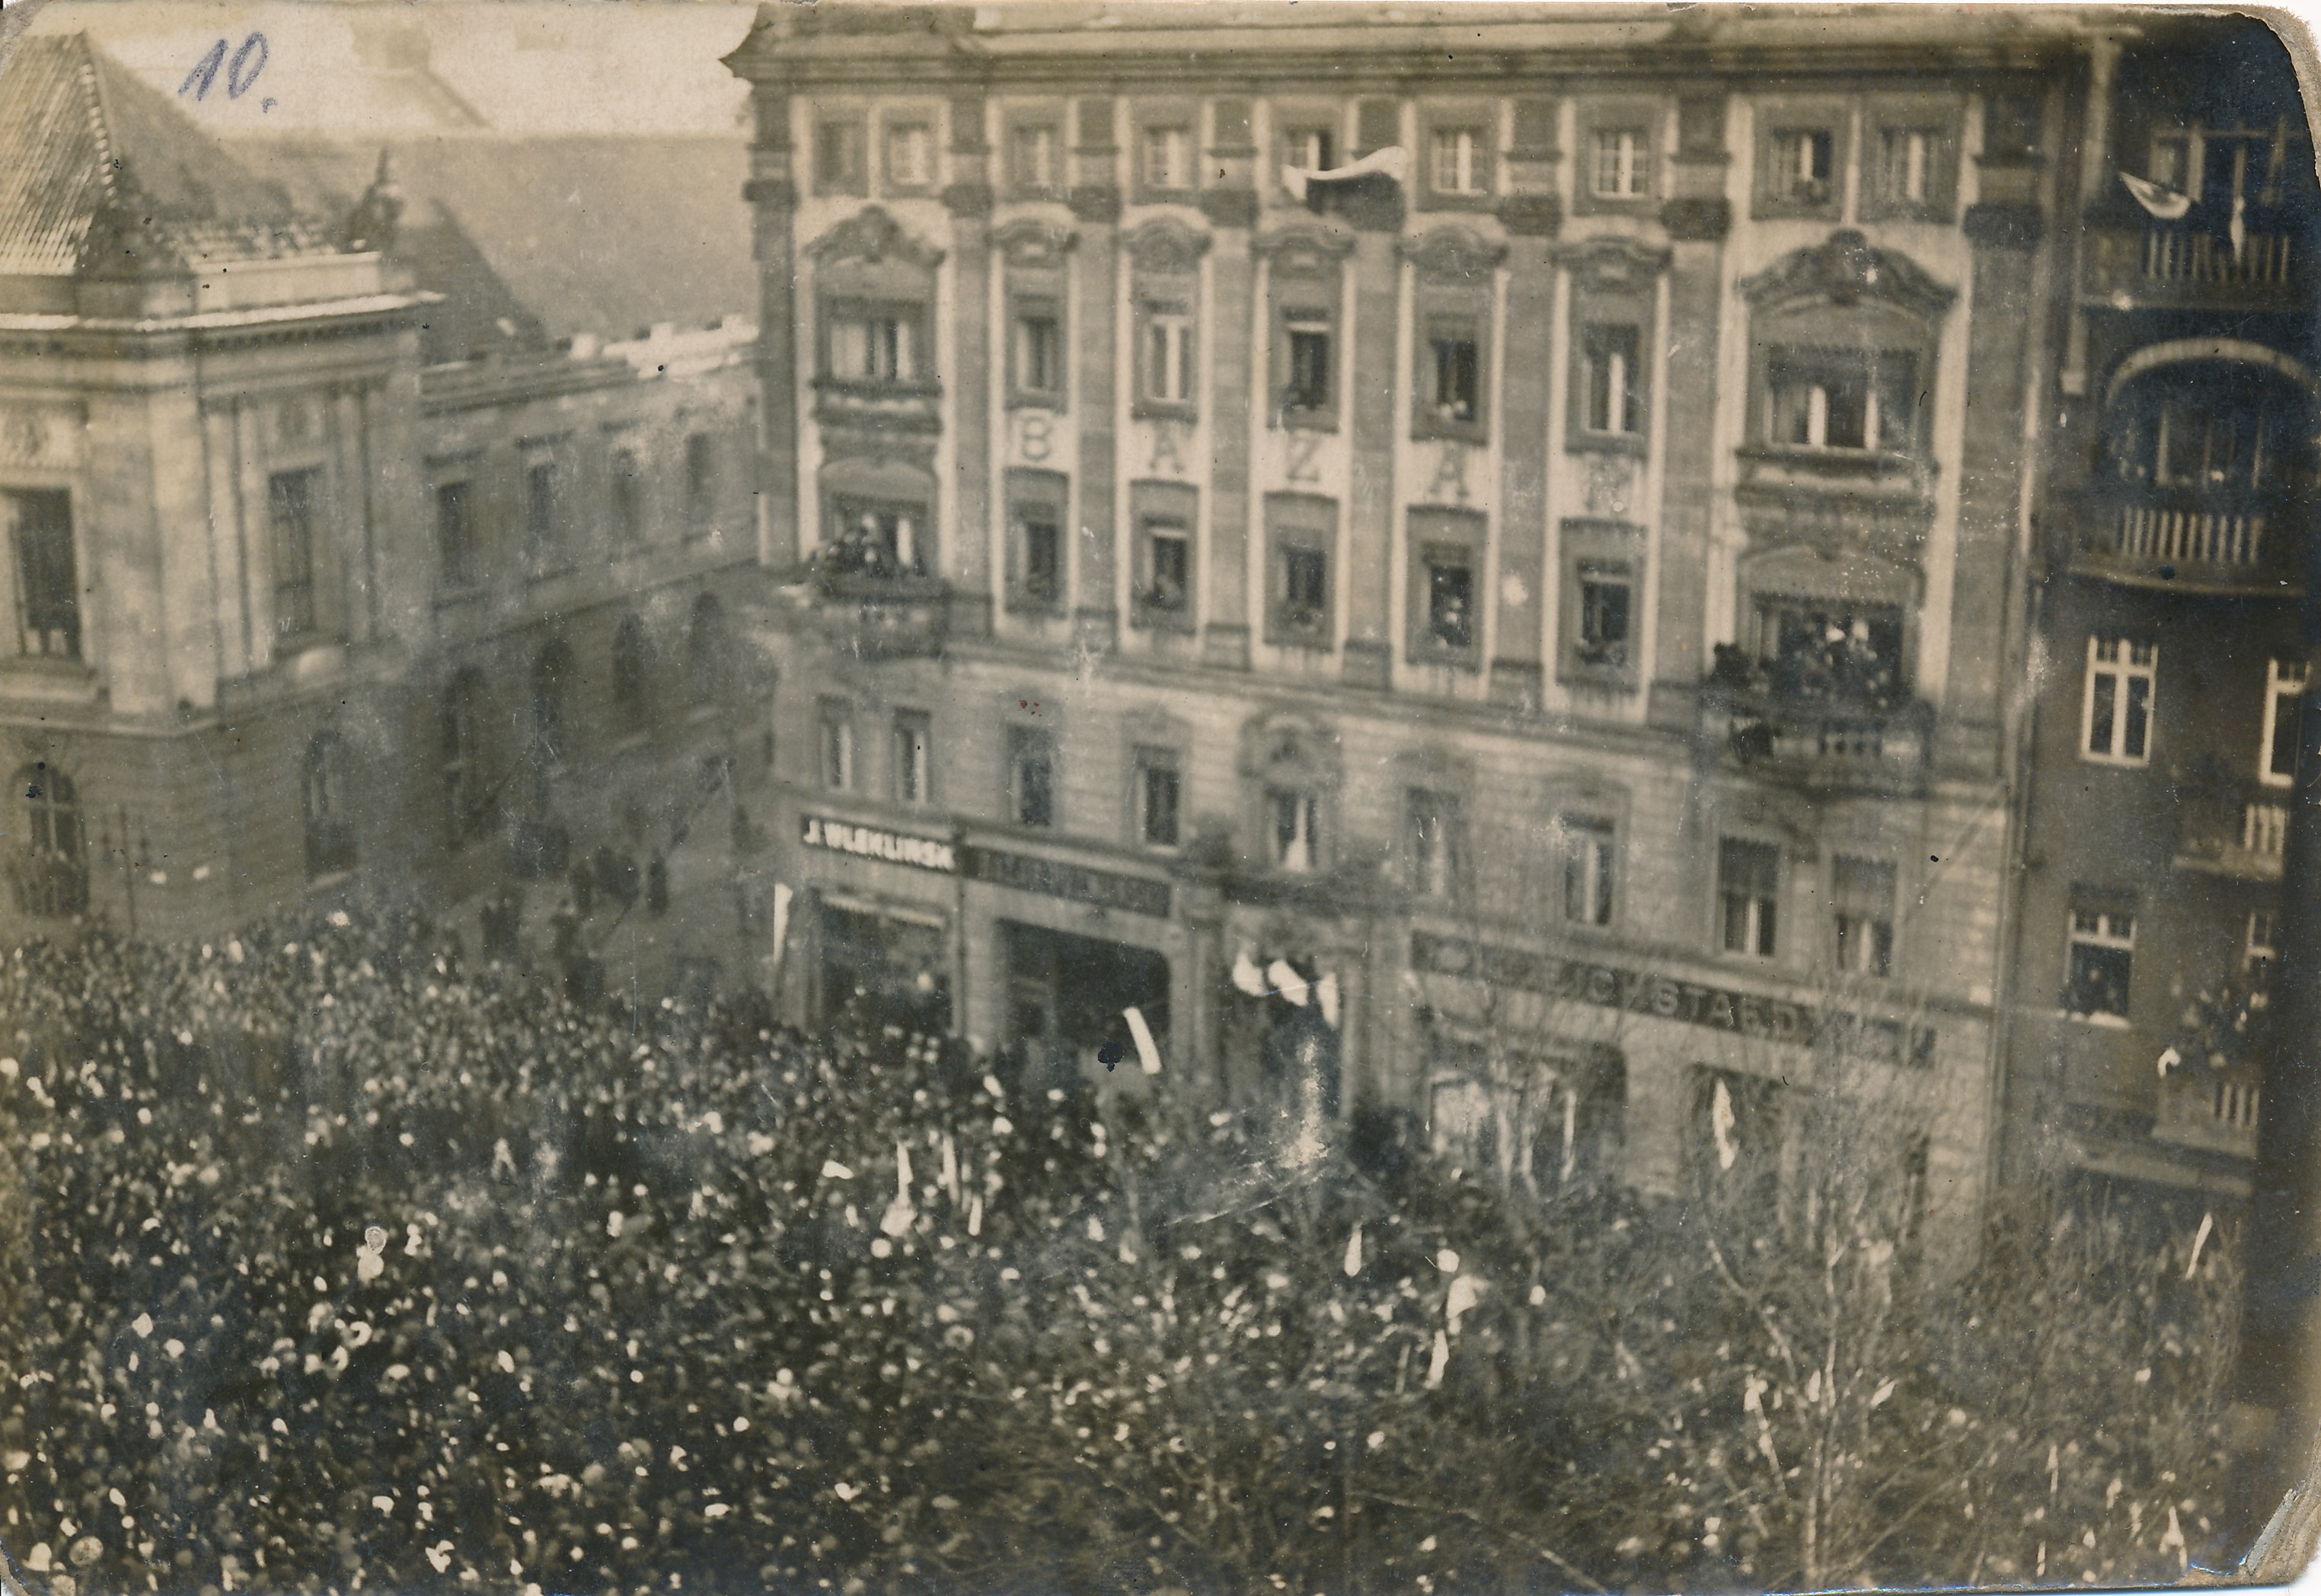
[302,733,356,878]
[685,593,730,707]
[2103,359,2316,500]
[442,669,491,846]
[12,761,86,916]
[611,614,648,732]
[531,641,573,765]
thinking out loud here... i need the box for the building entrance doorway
[1001,920,1169,1086]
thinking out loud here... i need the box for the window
[2104,365,2314,500]
[1406,790,1464,902]
[819,702,855,792]
[1142,124,1192,191]
[1420,544,1475,656]
[6,490,78,659]
[823,497,925,578]
[892,714,932,806]
[1754,597,1905,703]
[1135,748,1180,849]
[1719,838,1780,958]
[1430,126,1487,196]
[1141,301,1196,407]
[1282,546,1329,637]
[1010,480,1065,614]
[608,450,643,547]
[270,468,320,640]
[1582,324,1643,436]
[884,120,934,190]
[1010,123,1061,192]
[1268,787,1320,872]
[12,763,86,917]
[442,671,491,846]
[825,303,922,385]
[685,434,717,530]
[303,733,356,879]
[523,456,560,568]
[610,614,647,733]
[2082,637,2156,765]
[1425,324,1480,428]
[433,481,477,590]
[1011,301,1065,402]
[1769,129,1835,205]
[2248,910,2280,981]
[685,594,728,708]
[2064,909,2134,1021]
[1559,816,1617,927]
[1010,728,1055,828]
[1831,855,1896,978]
[1878,126,1935,206]
[1576,562,1633,671]
[1282,123,1335,176]
[2262,657,2307,786]
[1592,128,1649,198]
[1282,309,1334,420]
[816,117,867,195]
[531,643,570,766]
[1766,351,1917,453]
[1138,516,1192,623]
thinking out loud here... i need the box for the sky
[10,0,758,136]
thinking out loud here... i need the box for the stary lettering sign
[1410,930,1934,1068]
[801,815,957,874]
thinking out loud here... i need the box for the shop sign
[800,815,957,874]
[1409,930,1933,1068]
[961,845,1173,919]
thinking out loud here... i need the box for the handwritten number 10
[179,34,268,101]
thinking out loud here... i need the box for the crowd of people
[0,901,2243,1596]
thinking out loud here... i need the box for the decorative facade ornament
[1122,216,1211,276]
[1399,225,1507,284]
[1583,453,1636,519]
[1254,221,1356,279]
[1556,235,1672,292]
[343,149,404,254]
[806,206,945,270]
[991,218,1077,269]
[1740,228,1955,323]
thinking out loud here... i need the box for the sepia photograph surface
[0,2,2316,1593]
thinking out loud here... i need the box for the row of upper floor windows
[432,428,730,594]
[2077,634,2310,790]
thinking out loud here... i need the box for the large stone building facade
[723,5,2113,1259]
[0,34,768,962]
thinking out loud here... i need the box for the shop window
[1135,746,1180,849]
[607,448,643,547]
[434,480,477,591]
[1831,855,1896,978]
[303,733,356,879]
[1581,324,1643,438]
[442,669,492,846]
[1719,838,1780,958]
[816,116,868,196]
[270,468,321,640]
[1406,789,1466,902]
[2081,637,2156,766]
[1559,814,1617,927]
[2064,908,2134,1022]
[1141,123,1193,193]
[11,762,86,917]
[1009,295,1066,407]
[684,433,717,532]
[610,614,648,733]
[1138,297,1196,410]
[1764,350,1918,454]
[883,119,934,192]
[892,713,933,807]
[5,490,78,661]
[1010,120,1062,194]
[2262,656,2307,787]
[823,496,927,579]
[822,300,927,387]
[818,701,855,792]
[1007,470,1068,614]
[1010,727,1056,828]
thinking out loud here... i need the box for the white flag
[1425,1328,1450,1390]
[1231,947,1267,997]
[1314,972,1340,1028]
[1123,1007,1163,1075]
[1281,144,1410,203]
[769,883,793,970]
[1343,1224,1362,1278]
[1267,959,1311,1006]
[2186,1211,2215,1279]
[2120,171,2192,221]
[896,1142,913,1197]
[2230,190,2248,259]
[1711,1079,1738,1171]
[1445,1275,1485,1336]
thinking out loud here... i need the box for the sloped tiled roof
[0,33,341,277]
[225,135,755,346]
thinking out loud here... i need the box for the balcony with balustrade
[2084,216,2312,314]
[2153,1064,2262,1160]
[2068,483,2303,594]
[2171,777,2290,882]
[1699,643,1933,796]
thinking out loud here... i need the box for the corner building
[728,5,2094,1263]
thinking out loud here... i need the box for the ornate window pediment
[1239,712,1341,786]
[1554,235,1671,293]
[1123,217,1211,276]
[1740,228,1952,324]
[807,206,945,270]
[991,218,1077,270]
[1256,221,1356,279]
[1399,225,1506,285]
